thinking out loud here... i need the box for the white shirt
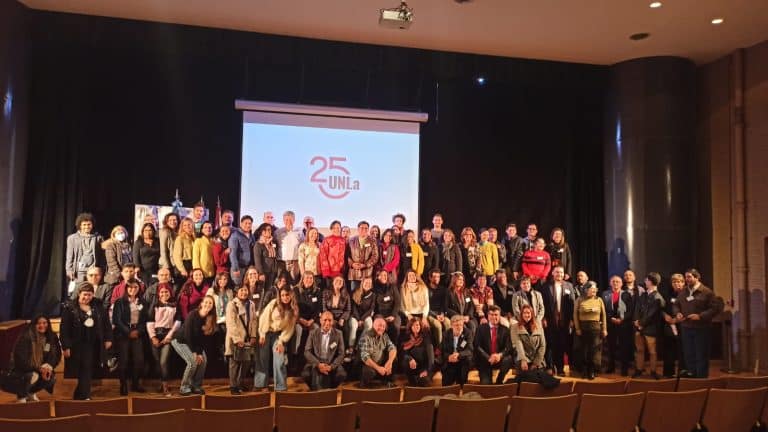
[321,330,331,358]
[555,282,562,313]
[275,227,302,261]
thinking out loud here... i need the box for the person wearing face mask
[6,315,61,402]
[66,213,105,283]
[146,285,181,396]
[171,295,218,395]
[103,225,134,286]
[60,282,113,400]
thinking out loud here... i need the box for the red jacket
[521,249,551,283]
[319,235,346,278]
[177,281,208,320]
[212,239,230,274]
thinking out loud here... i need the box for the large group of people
[3,208,722,401]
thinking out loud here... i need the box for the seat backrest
[507,394,579,432]
[54,398,129,417]
[727,376,768,390]
[625,378,676,393]
[572,380,627,396]
[0,400,51,418]
[574,392,644,432]
[517,381,573,397]
[274,389,338,425]
[676,377,727,391]
[462,383,518,398]
[402,385,461,402]
[340,386,402,404]
[0,413,89,432]
[701,387,768,432]
[639,389,708,432]
[277,403,356,432]
[358,400,435,432]
[188,407,273,431]
[91,409,186,432]
[131,395,202,414]
[204,393,271,410]
[435,396,509,432]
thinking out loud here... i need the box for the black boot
[119,379,128,396]
[132,378,146,393]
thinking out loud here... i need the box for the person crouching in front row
[358,316,397,388]
[303,311,347,390]
[6,315,61,402]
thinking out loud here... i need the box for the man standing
[358,317,397,388]
[540,266,575,376]
[419,229,440,280]
[674,269,720,378]
[66,213,105,282]
[522,223,538,251]
[475,306,513,384]
[229,215,255,286]
[633,272,664,379]
[300,216,324,243]
[491,270,514,327]
[426,269,449,345]
[303,311,346,390]
[503,224,524,280]
[275,211,302,285]
[440,315,474,385]
[346,221,379,293]
[191,202,206,236]
[431,213,445,246]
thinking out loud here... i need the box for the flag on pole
[215,196,222,229]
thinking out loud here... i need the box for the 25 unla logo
[310,156,361,199]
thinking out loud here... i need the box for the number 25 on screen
[310,156,360,199]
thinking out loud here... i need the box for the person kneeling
[4,315,61,402]
[303,311,347,390]
[440,315,474,386]
[401,317,434,387]
[475,305,513,384]
[358,316,397,388]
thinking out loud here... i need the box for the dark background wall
[12,10,607,317]
[0,0,29,321]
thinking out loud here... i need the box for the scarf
[442,242,454,262]
[402,330,424,351]
[31,333,46,369]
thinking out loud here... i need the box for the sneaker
[191,387,205,395]
[27,393,39,402]
[230,388,243,395]
[16,397,27,403]
[179,388,193,396]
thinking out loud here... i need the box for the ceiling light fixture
[649,2,662,8]
[711,18,724,25]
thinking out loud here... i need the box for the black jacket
[492,282,516,316]
[253,242,278,276]
[540,281,576,328]
[111,297,149,339]
[175,309,211,354]
[545,242,573,278]
[352,290,377,321]
[374,281,401,318]
[419,241,440,278]
[427,283,448,316]
[445,288,476,319]
[294,285,323,322]
[441,327,474,365]
[633,290,664,337]
[503,236,525,273]
[11,324,61,374]
[60,302,113,372]
[439,243,463,275]
[474,323,512,365]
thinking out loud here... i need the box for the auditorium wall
[0,0,29,321]
[14,9,607,317]
[698,39,768,372]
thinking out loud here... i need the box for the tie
[490,326,497,355]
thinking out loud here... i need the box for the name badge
[384,296,391,302]
[383,250,388,256]
[465,297,471,303]
[536,256,543,260]
[507,290,515,296]
[44,343,51,352]
[329,342,337,349]
[564,289,571,295]
[406,253,412,257]
[311,297,318,303]
[253,294,260,299]
[423,253,429,256]
[671,298,677,303]
[460,340,467,348]
[686,295,694,302]
[84,317,94,328]
[137,304,143,311]
[364,243,371,248]
[271,243,276,248]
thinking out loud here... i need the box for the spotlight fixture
[649,2,662,8]
[475,76,486,85]
[629,32,650,41]
[711,17,724,25]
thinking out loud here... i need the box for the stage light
[475,76,486,85]
[711,17,724,24]
[649,2,662,8]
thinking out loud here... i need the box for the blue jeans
[171,340,207,392]
[681,326,710,378]
[254,332,288,391]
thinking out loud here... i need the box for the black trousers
[116,337,144,383]
[302,364,347,390]
[477,356,513,384]
[73,342,95,400]
[606,322,632,370]
[15,372,56,398]
[441,359,470,386]
[662,333,685,377]
[545,324,573,372]
[579,321,603,372]
[360,353,394,387]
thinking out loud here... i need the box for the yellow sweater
[574,296,607,333]
[478,241,499,276]
[192,236,215,277]
[405,242,425,276]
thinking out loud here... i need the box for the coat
[439,242,463,275]
[511,323,546,368]
[253,241,278,277]
[103,239,132,285]
[419,241,440,278]
[212,238,230,274]
[445,288,477,320]
[304,327,345,370]
[192,236,215,277]
[158,227,176,270]
[478,241,499,276]
[65,232,105,277]
[228,229,254,274]
[11,325,61,375]
[400,242,425,277]
[172,235,194,275]
[346,235,379,280]
[511,289,546,324]
[634,289,665,337]
[224,297,259,356]
[111,297,149,339]
[602,289,630,322]
[60,302,113,374]
[319,235,346,278]
[441,327,474,366]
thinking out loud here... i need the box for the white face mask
[115,233,126,242]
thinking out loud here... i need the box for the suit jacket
[602,289,630,322]
[540,281,576,328]
[441,327,474,366]
[445,288,476,319]
[475,324,512,364]
[346,235,379,280]
[492,283,516,316]
[633,289,665,337]
[304,327,345,370]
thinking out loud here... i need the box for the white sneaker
[28,394,39,402]
[16,397,27,403]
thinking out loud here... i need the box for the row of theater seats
[0,387,767,432]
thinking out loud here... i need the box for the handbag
[233,344,256,362]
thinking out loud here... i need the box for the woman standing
[574,282,607,380]
[171,296,217,395]
[297,227,321,283]
[7,315,61,402]
[60,283,113,400]
[253,223,278,293]
[133,223,160,287]
[401,318,434,387]
[379,229,400,284]
[477,229,500,282]
[319,221,346,286]
[459,227,481,283]
[193,221,216,281]
[103,225,133,285]
[111,280,148,395]
[225,285,258,394]
[212,225,232,275]
[255,287,297,391]
[173,218,195,280]
[439,229,463,277]
[369,225,381,243]
[146,285,181,396]
[400,230,425,283]
[546,228,573,280]
[511,304,546,372]
[178,269,209,320]
[159,213,179,270]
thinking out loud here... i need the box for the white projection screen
[236,100,428,231]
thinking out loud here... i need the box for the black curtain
[14,11,608,318]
